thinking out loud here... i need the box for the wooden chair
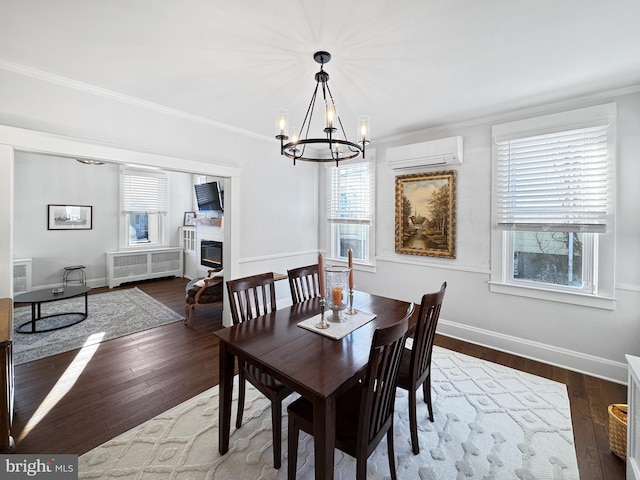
[226,272,294,469]
[287,264,320,304]
[287,303,415,480]
[396,281,447,454]
[184,268,224,323]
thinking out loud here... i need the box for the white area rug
[13,287,183,365]
[78,346,579,479]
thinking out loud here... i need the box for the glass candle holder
[324,266,349,322]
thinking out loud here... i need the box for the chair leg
[287,416,299,480]
[236,369,246,429]
[271,399,282,469]
[184,305,190,323]
[409,388,420,455]
[386,427,398,480]
[356,455,367,480]
[423,376,434,422]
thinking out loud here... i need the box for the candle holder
[315,297,329,329]
[324,266,349,322]
[346,288,357,315]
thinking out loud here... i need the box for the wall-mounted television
[194,181,223,211]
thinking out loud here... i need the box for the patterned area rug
[13,287,183,365]
[78,346,580,479]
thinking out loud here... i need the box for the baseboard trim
[437,318,628,385]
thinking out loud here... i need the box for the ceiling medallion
[76,158,105,165]
[275,51,370,166]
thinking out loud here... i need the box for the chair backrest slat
[287,264,320,304]
[226,272,277,324]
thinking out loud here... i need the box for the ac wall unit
[387,136,463,170]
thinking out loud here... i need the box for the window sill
[327,259,376,274]
[488,281,616,310]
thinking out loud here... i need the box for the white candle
[318,253,326,297]
[348,248,354,290]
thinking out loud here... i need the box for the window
[490,103,616,309]
[326,161,375,264]
[120,168,168,248]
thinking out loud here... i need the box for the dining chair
[287,303,415,480]
[396,281,447,455]
[226,272,294,469]
[287,264,320,304]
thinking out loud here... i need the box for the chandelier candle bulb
[357,115,370,144]
[275,108,289,138]
[327,108,335,130]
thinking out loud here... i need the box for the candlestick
[346,288,357,315]
[315,297,329,329]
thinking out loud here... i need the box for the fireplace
[201,240,223,269]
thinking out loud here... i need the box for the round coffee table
[14,285,91,334]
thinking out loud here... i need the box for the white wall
[13,152,193,288]
[354,89,640,384]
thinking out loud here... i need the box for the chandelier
[275,51,370,166]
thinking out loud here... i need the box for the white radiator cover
[106,247,183,288]
[13,258,32,294]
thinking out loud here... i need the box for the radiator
[13,258,32,294]
[106,248,183,288]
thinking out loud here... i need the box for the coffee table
[14,285,91,333]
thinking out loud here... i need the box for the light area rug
[78,345,579,479]
[13,287,183,365]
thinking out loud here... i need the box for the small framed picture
[48,204,93,230]
[184,211,196,226]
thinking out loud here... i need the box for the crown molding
[0,59,271,142]
[377,83,640,144]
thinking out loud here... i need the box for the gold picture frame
[395,170,456,258]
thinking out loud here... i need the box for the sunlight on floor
[17,332,106,442]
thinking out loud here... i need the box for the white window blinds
[495,124,610,233]
[327,162,373,224]
[120,169,168,214]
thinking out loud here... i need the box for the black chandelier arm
[282,138,362,163]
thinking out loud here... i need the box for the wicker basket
[608,403,628,460]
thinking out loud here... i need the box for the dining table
[214,290,415,480]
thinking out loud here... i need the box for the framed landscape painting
[48,204,93,230]
[395,170,456,258]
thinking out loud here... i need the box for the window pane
[333,224,369,262]
[512,231,584,287]
[130,214,149,243]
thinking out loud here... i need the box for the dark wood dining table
[214,291,415,480]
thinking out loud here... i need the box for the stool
[63,265,86,286]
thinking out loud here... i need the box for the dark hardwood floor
[11,277,626,479]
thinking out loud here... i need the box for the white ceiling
[1,0,639,142]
